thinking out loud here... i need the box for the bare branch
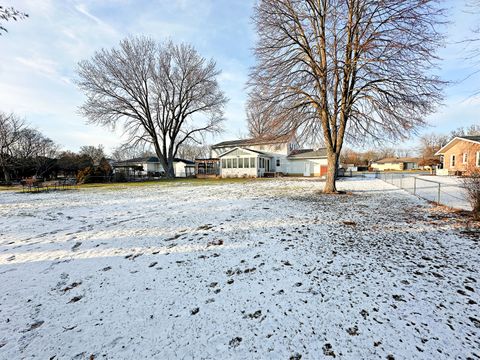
[249,0,446,192]
[75,37,228,177]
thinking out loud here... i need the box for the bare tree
[418,133,448,157]
[250,0,446,192]
[0,112,25,182]
[462,0,480,92]
[12,128,58,177]
[462,167,480,218]
[0,5,28,35]
[176,141,210,161]
[110,144,154,161]
[79,145,106,164]
[76,37,227,178]
[450,124,480,138]
[246,95,279,138]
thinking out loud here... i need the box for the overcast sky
[0,0,479,154]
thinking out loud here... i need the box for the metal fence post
[413,177,416,195]
[437,183,441,205]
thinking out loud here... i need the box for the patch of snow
[0,179,479,359]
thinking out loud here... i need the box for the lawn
[0,178,478,359]
[0,177,258,193]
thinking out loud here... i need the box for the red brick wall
[443,140,480,173]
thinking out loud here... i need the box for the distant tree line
[0,112,112,184]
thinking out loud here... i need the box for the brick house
[435,136,480,175]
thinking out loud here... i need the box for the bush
[76,166,93,184]
[114,172,127,182]
[462,168,480,219]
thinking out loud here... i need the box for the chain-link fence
[379,172,471,211]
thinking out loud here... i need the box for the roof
[174,158,195,165]
[287,148,327,159]
[461,135,480,142]
[114,156,159,166]
[113,156,194,166]
[373,157,419,164]
[435,136,480,155]
[212,134,293,148]
[289,149,313,156]
[217,147,272,158]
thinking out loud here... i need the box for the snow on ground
[381,174,471,211]
[0,178,479,359]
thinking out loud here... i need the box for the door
[303,161,311,176]
[265,159,270,172]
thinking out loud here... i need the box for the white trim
[477,151,480,167]
[450,154,456,168]
[435,137,480,156]
[218,147,263,158]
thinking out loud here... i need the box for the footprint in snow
[229,337,242,348]
[68,296,83,303]
[22,320,44,333]
[190,307,200,315]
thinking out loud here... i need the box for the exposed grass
[1,178,276,193]
[77,177,265,190]
[0,185,19,192]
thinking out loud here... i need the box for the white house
[286,149,328,177]
[211,134,297,174]
[113,156,195,178]
[173,159,195,177]
[210,136,328,178]
[218,147,274,178]
[370,157,420,171]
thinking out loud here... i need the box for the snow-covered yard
[381,174,471,211]
[0,178,479,359]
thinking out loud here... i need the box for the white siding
[285,159,328,176]
[174,162,187,177]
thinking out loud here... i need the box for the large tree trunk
[324,151,339,193]
[166,160,175,178]
[1,163,10,183]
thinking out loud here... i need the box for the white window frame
[463,153,468,164]
[477,151,480,167]
[450,154,456,168]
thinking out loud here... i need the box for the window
[238,158,243,168]
[244,158,249,168]
[260,158,264,168]
[477,151,480,167]
[227,159,232,168]
[222,159,226,169]
[276,159,280,167]
[250,158,255,168]
[232,158,237,168]
[450,154,456,167]
[463,153,468,164]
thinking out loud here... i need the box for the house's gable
[218,147,268,158]
[436,136,480,172]
[435,136,480,156]
[211,134,298,157]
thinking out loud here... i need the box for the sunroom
[218,147,273,178]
